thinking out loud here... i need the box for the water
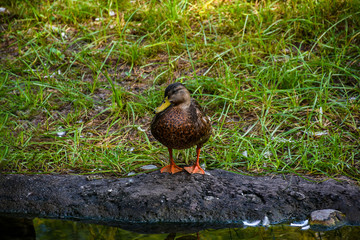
[1,216,360,240]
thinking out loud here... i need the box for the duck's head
[154,82,191,114]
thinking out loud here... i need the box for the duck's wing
[189,99,211,128]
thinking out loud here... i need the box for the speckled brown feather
[151,90,211,150]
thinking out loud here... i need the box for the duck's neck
[177,101,191,110]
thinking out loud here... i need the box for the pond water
[1,216,359,240]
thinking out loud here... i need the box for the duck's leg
[184,146,205,174]
[160,148,183,174]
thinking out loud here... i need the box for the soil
[1,170,360,232]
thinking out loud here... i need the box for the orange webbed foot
[184,165,205,174]
[160,164,183,174]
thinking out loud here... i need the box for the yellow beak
[154,97,171,113]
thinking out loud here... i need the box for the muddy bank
[1,170,360,227]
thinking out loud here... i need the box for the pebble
[263,151,272,158]
[310,209,346,228]
[290,191,306,200]
[271,136,295,143]
[61,32,67,39]
[242,151,248,157]
[204,196,215,201]
[140,165,158,170]
[56,127,66,137]
[200,163,206,170]
[314,131,328,136]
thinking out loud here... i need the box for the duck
[151,82,212,174]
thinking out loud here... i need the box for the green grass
[0,0,359,180]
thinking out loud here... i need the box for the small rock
[200,163,206,170]
[263,151,272,158]
[244,194,262,204]
[140,165,158,170]
[348,97,356,103]
[310,209,346,229]
[271,136,295,143]
[86,175,103,181]
[242,151,248,157]
[50,25,60,32]
[44,72,56,79]
[126,179,134,184]
[56,127,66,137]
[314,131,328,136]
[204,196,215,201]
[290,191,306,200]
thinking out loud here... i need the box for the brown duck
[151,83,211,174]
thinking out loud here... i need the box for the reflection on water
[0,216,36,240]
[1,216,360,240]
[33,218,360,240]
